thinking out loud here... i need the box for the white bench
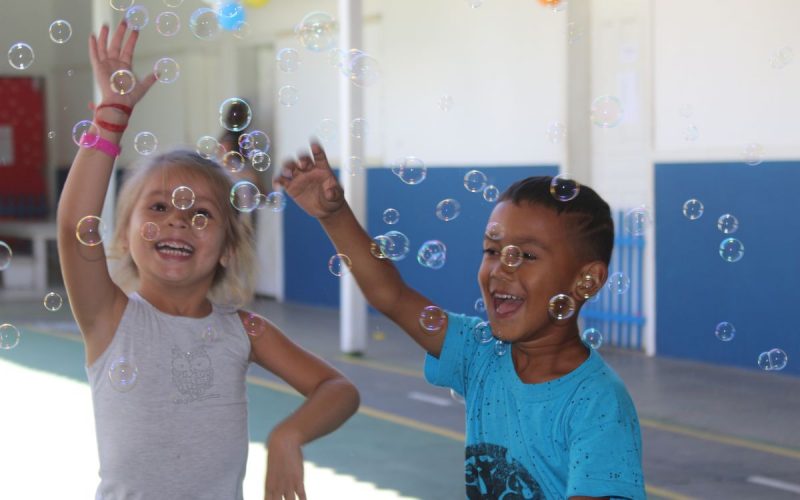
[0,220,57,293]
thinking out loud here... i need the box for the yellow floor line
[645,485,697,500]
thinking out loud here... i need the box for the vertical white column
[338,0,368,354]
[93,0,116,238]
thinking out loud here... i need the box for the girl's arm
[57,22,156,364]
[240,311,360,500]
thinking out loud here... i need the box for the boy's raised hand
[89,21,157,108]
[274,142,345,219]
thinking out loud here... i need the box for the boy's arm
[57,22,156,362]
[275,143,448,358]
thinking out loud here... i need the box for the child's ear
[573,261,608,300]
[219,246,234,268]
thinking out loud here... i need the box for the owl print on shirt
[171,346,220,404]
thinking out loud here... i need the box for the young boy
[277,143,645,499]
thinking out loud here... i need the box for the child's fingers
[120,28,139,64]
[296,154,313,172]
[88,34,99,67]
[96,25,109,60]
[108,21,128,59]
[310,141,329,167]
[279,159,297,181]
[136,71,159,99]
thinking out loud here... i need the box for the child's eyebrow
[143,190,218,207]
[483,234,549,251]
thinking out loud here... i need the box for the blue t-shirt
[425,313,645,499]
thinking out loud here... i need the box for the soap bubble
[485,222,505,241]
[684,124,699,142]
[483,185,499,202]
[717,214,739,234]
[590,95,624,128]
[72,120,97,147]
[191,213,208,230]
[189,8,220,40]
[419,305,446,333]
[682,199,704,220]
[76,215,107,246]
[134,131,158,156]
[154,57,180,83]
[328,253,352,277]
[171,186,195,210]
[43,292,63,312]
[316,119,337,142]
[217,1,245,31]
[437,95,454,111]
[714,322,735,342]
[474,298,486,314]
[245,130,271,156]
[581,328,603,349]
[219,97,252,132]
[347,52,381,87]
[770,46,793,69]
[719,238,744,263]
[125,6,149,30]
[494,340,508,356]
[396,157,427,185]
[473,321,494,344]
[0,241,12,270]
[464,170,487,193]
[278,85,299,106]
[417,240,447,270]
[500,245,523,268]
[49,20,72,44]
[276,48,301,72]
[0,324,21,350]
[296,11,337,52]
[435,199,461,221]
[549,174,580,202]
[624,206,651,236]
[222,151,245,173]
[344,156,364,177]
[8,42,35,70]
[382,208,399,225]
[233,21,250,39]
[370,235,391,259]
[758,348,788,371]
[576,273,600,299]
[251,151,271,172]
[466,0,483,8]
[110,69,136,95]
[196,136,223,160]
[110,0,134,11]
[264,192,287,212]
[140,221,160,241]
[243,313,268,337]
[607,272,630,294]
[546,121,566,143]
[382,231,410,261]
[109,357,138,392]
[155,11,181,37]
[230,181,260,213]
[350,118,367,138]
[743,143,764,166]
[48,131,56,139]
[548,294,575,320]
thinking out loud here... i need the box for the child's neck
[137,283,213,318]
[510,330,589,384]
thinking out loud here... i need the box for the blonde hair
[108,149,257,308]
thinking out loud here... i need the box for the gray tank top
[86,293,251,500]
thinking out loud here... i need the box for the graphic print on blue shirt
[466,442,543,499]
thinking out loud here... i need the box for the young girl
[57,21,359,500]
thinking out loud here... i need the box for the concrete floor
[1,292,799,499]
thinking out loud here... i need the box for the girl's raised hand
[89,21,157,108]
[274,142,345,219]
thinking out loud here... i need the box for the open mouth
[155,239,195,257]
[492,292,525,317]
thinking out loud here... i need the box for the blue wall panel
[284,165,558,315]
[655,162,799,376]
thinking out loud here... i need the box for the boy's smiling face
[478,200,601,344]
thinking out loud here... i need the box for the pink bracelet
[79,132,121,158]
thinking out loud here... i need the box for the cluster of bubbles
[682,199,745,262]
[461,170,498,202]
[757,348,788,371]
[370,230,410,261]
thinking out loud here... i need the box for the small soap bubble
[0,323,21,350]
[717,214,739,234]
[437,95,454,111]
[328,253,352,277]
[156,11,181,37]
[419,305,446,333]
[276,48,301,72]
[417,240,447,270]
[189,8,220,40]
[125,6,149,30]
[110,69,136,95]
[196,136,223,160]
[382,208,400,225]
[581,328,603,349]
[76,215,106,246]
[770,46,793,69]
[450,388,465,404]
[251,152,272,172]
[264,192,287,212]
[0,241,13,271]
[474,298,486,314]
[624,206,651,236]
[110,0,134,11]
[43,292,63,312]
[296,11,337,52]
[350,118,367,138]
[140,221,160,241]
[590,95,624,128]
[191,213,208,230]
[278,85,299,107]
[201,325,217,343]
[245,130,271,156]
[494,340,508,357]
[347,53,381,87]
[757,351,770,370]
[316,119,337,143]
[576,274,600,299]
[714,322,735,342]
[370,235,391,259]
[684,124,699,142]
[154,57,180,83]
[222,151,245,173]
[171,186,195,210]
[8,42,35,70]
[549,174,580,202]
[548,293,576,320]
[719,237,744,263]
[435,199,461,222]
[464,170,488,193]
[238,133,253,152]
[767,348,788,371]
[219,97,252,132]
[48,131,56,139]
[546,121,566,144]
[230,181,260,213]
[243,313,268,337]
[344,156,364,176]
[382,231,410,261]
[473,321,494,344]
[233,21,251,39]
[397,157,427,185]
[500,245,523,268]
[483,185,499,202]
[743,143,764,166]
[682,199,704,220]
[49,20,73,44]
[109,357,138,392]
[134,131,158,156]
[72,120,97,147]
[607,272,630,294]
[466,0,483,9]
[485,222,505,241]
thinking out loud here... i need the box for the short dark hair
[499,176,614,266]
